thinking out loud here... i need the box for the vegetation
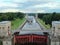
[11,18,25,30]
[0,12,25,21]
[38,19,50,29]
[0,12,25,30]
[38,12,60,26]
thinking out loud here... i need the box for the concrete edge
[36,18,46,30]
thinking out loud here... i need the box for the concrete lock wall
[51,41,59,45]
[0,21,11,37]
[52,21,60,37]
[3,40,12,45]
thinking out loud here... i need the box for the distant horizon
[0,12,60,14]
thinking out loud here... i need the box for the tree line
[38,12,60,25]
[0,12,25,21]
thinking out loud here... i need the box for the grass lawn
[11,18,25,30]
[38,18,51,29]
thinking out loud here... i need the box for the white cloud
[27,2,60,9]
[0,9,19,13]
[34,0,60,2]
[0,2,18,8]
[0,8,35,13]
[36,10,45,13]
[42,2,60,9]
[0,0,60,13]
[13,0,28,3]
[19,9,45,13]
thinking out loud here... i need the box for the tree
[43,15,52,24]
[38,13,45,19]
[0,12,25,21]
[17,12,25,19]
[1,14,8,21]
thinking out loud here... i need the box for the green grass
[38,18,51,29]
[11,18,25,30]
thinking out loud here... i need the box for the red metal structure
[13,34,49,45]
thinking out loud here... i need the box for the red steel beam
[14,35,48,44]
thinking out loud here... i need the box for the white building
[52,21,60,37]
[0,21,11,37]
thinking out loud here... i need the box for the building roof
[0,21,10,25]
[52,21,60,24]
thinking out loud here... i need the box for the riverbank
[38,18,51,29]
[11,18,25,30]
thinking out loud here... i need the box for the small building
[52,21,60,37]
[0,21,11,37]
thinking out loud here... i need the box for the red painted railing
[14,35,48,44]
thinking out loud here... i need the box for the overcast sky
[0,0,60,13]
